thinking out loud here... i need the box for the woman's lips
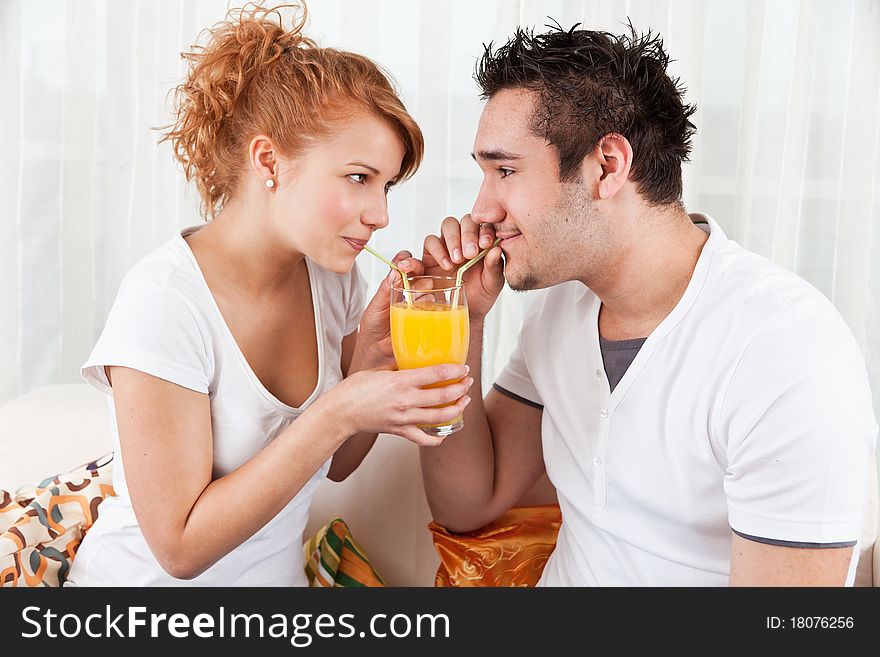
[343,237,366,252]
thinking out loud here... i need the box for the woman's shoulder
[116,231,208,307]
[122,235,192,287]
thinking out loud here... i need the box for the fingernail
[463,396,472,406]
[399,259,410,269]
[467,377,474,387]
[480,235,491,247]
[464,244,477,257]
[442,258,453,269]
[452,248,462,262]
[464,365,470,374]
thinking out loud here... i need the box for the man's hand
[402,214,505,321]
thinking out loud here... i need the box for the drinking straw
[362,244,412,307]
[452,237,502,308]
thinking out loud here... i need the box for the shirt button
[600,409,609,418]
[593,457,603,466]
[595,369,601,377]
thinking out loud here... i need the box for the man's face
[471,88,611,291]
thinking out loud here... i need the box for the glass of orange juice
[390,276,469,437]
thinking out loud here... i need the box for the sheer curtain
[2,0,879,422]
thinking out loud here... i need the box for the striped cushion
[304,518,385,587]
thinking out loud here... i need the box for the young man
[395,25,877,585]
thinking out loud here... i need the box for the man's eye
[348,173,367,184]
[499,167,514,178]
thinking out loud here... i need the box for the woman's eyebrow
[346,161,380,174]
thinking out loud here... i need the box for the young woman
[66,3,472,586]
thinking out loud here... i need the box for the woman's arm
[109,365,351,580]
[326,330,378,481]
[110,357,470,579]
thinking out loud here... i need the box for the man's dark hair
[474,21,697,206]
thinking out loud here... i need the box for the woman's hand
[314,363,473,446]
[349,250,417,372]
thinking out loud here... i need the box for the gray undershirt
[599,336,647,393]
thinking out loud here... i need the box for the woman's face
[270,113,406,274]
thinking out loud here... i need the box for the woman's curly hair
[161,2,423,219]
[475,21,697,206]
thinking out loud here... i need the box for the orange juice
[390,300,469,426]
[390,300,469,368]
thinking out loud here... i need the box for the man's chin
[506,268,542,292]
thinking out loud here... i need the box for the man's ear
[585,133,633,200]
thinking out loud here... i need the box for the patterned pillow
[429,504,562,587]
[0,453,115,587]
[304,518,385,587]
[2,455,385,587]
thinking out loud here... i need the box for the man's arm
[728,533,854,586]
[420,317,545,533]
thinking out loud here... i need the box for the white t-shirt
[494,214,878,586]
[67,225,366,586]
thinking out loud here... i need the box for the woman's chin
[313,254,356,275]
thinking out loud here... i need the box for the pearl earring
[265,179,275,189]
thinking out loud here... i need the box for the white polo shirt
[494,214,878,586]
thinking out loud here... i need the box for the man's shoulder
[705,240,840,325]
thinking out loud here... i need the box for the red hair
[161,2,424,219]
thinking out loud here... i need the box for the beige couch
[1,383,877,586]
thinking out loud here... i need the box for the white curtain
[2,0,879,426]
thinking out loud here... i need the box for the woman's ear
[249,135,277,188]
[587,133,633,200]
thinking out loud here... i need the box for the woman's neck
[187,200,305,298]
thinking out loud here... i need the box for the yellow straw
[452,237,502,308]
[361,244,412,307]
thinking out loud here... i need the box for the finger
[440,216,465,264]
[422,395,471,428]
[460,214,481,259]
[391,250,413,266]
[483,245,505,281]
[401,427,444,447]
[417,376,474,408]
[423,234,454,271]
[406,363,470,388]
[478,222,497,249]
[392,250,424,277]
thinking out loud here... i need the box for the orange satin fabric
[429,504,562,587]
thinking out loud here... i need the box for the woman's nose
[363,193,390,229]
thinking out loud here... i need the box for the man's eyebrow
[346,161,381,175]
[471,149,523,162]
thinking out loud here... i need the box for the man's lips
[343,237,368,252]
[496,233,522,247]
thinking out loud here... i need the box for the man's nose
[470,181,504,224]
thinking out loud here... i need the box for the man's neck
[592,209,709,341]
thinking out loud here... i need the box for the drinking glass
[390,276,469,437]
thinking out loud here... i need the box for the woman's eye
[499,167,514,178]
[348,173,367,184]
